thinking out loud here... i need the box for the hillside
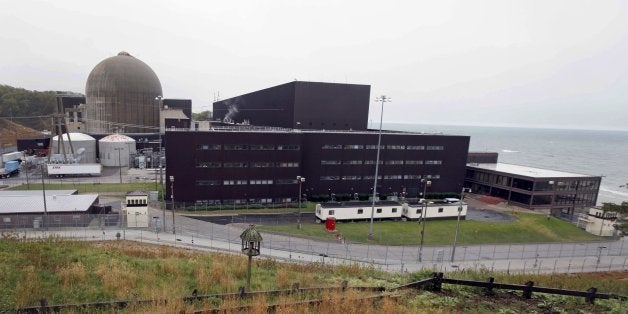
[0,84,57,131]
[0,238,625,313]
[0,118,44,150]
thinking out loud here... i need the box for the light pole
[418,179,431,262]
[21,161,30,189]
[451,187,471,262]
[297,176,305,229]
[114,147,123,183]
[170,175,176,235]
[368,95,390,240]
[40,164,48,230]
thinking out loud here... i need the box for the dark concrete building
[165,127,469,204]
[465,163,601,215]
[213,81,370,130]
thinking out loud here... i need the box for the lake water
[371,122,628,205]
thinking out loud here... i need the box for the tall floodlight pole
[170,175,176,235]
[451,187,470,262]
[40,164,48,230]
[297,176,305,229]
[155,96,165,231]
[418,179,431,262]
[115,147,123,183]
[368,95,390,240]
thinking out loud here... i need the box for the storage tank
[99,134,136,167]
[51,133,97,163]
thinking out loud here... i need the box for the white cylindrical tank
[99,134,137,167]
[51,133,97,163]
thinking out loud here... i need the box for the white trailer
[402,200,467,220]
[2,151,23,163]
[46,163,102,177]
[315,201,403,222]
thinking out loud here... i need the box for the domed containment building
[85,51,162,133]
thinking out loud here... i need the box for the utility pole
[369,95,390,240]
[418,179,431,262]
[451,187,471,262]
[40,164,48,230]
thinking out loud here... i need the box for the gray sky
[1,0,627,130]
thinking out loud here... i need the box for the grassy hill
[0,237,624,313]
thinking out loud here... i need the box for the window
[344,160,363,165]
[385,160,404,165]
[424,174,440,179]
[235,180,248,185]
[196,162,221,168]
[322,144,342,149]
[250,144,275,150]
[277,145,300,150]
[364,160,383,165]
[438,208,444,213]
[223,180,234,185]
[376,208,382,213]
[357,209,364,214]
[250,179,273,185]
[363,175,382,180]
[321,160,342,165]
[344,144,363,149]
[416,209,422,214]
[196,180,221,186]
[320,176,340,181]
[252,162,273,168]
[276,179,298,184]
[425,160,442,165]
[225,179,250,186]
[384,175,402,180]
[427,145,444,150]
[276,162,299,168]
[392,208,397,213]
[386,145,405,149]
[406,145,425,150]
[196,144,221,150]
[341,176,361,180]
[224,162,248,168]
[224,144,248,150]
[404,175,421,180]
[328,210,335,215]
[405,160,423,165]
[365,145,384,149]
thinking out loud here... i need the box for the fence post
[522,281,534,299]
[484,277,495,296]
[585,287,597,305]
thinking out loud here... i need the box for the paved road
[145,207,628,274]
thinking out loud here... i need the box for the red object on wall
[325,217,336,231]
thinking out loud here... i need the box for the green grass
[258,213,602,245]
[9,182,162,194]
[0,238,624,313]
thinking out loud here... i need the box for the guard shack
[126,191,149,228]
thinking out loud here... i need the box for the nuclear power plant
[85,51,163,133]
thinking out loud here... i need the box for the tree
[602,202,628,236]
[192,110,211,121]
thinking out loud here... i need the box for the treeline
[0,84,56,130]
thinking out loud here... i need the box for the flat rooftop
[319,201,401,208]
[0,190,78,196]
[169,125,466,137]
[467,163,596,178]
[0,194,98,214]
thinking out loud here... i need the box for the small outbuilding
[125,191,148,228]
[51,133,97,163]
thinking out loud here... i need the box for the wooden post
[585,287,597,304]
[247,254,252,291]
[523,281,534,299]
[485,277,495,296]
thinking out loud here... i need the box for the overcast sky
[1,0,627,130]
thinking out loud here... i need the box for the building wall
[165,130,470,204]
[467,152,498,164]
[163,99,192,119]
[212,81,370,130]
[126,194,148,228]
[465,166,601,212]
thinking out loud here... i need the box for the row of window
[196,198,293,205]
[196,162,299,168]
[322,144,445,150]
[196,144,301,151]
[197,179,299,186]
[320,174,441,181]
[326,207,398,216]
[321,160,442,165]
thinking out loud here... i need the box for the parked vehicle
[46,163,102,177]
[0,160,20,178]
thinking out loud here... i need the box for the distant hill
[0,84,57,131]
[0,118,44,150]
